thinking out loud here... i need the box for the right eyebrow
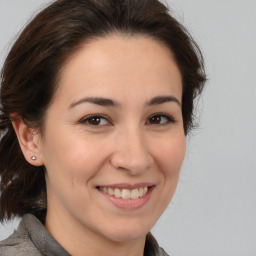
[68,97,120,109]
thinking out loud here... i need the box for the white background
[0,1,255,255]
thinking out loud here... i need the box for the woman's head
[0,0,205,233]
[22,36,185,245]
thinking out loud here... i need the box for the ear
[12,116,44,166]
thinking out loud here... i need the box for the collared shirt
[0,214,169,256]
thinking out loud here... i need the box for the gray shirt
[0,214,169,256]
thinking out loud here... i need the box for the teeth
[122,189,131,199]
[108,188,114,196]
[130,188,139,199]
[138,187,144,197]
[114,188,122,198]
[99,186,149,199]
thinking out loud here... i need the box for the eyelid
[146,113,176,125]
[79,114,112,126]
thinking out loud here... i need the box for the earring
[30,155,37,161]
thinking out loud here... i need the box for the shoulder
[0,219,42,256]
[1,214,69,256]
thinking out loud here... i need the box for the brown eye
[88,117,101,125]
[80,115,110,126]
[147,114,174,125]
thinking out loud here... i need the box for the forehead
[55,35,182,104]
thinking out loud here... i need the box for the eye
[146,114,174,125]
[79,115,111,126]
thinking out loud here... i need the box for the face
[38,36,185,244]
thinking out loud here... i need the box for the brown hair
[0,0,206,223]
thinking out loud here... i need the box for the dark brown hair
[0,0,206,223]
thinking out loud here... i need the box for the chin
[102,219,153,243]
[106,231,147,243]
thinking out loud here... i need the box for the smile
[96,184,155,210]
[98,186,148,200]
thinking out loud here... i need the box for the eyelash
[79,113,175,127]
[146,113,175,125]
[79,114,112,126]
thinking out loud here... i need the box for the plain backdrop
[0,1,255,255]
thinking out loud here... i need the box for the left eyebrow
[146,96,181,107]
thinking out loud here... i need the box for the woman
[0,0,206,255]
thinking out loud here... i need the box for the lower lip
[97,187,154,210]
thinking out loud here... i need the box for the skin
[13,35,185,256]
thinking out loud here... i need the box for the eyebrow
[147,96,181,106]
[69,97,119,109]
[69,95,181,109]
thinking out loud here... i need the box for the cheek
[147,133,185,220]
[153,133,186,177]
[42,130,108,190]
[43,135,106,212]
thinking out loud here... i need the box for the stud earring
[30,155,37,161]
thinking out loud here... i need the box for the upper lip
[96,183,155,190]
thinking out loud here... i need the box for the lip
[96,183,155,210]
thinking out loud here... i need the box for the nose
[110,128,153,175]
